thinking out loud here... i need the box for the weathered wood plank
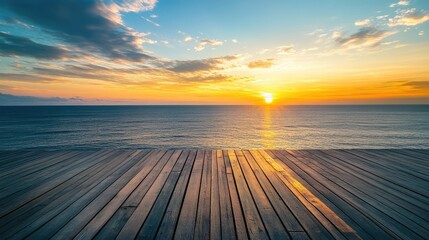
[155,150,196,239]
[227,150,269,240]
[194,150,211,240]
[218,150,236,240]
[116,150,181,240]
[27,151,152,239]
[174,150,205,239]
[0,151,138,237]
[224,151,249,240]
[74,150,177,239]
[282,150,424,240]
[0,149,428,240]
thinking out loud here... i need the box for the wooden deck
[0,150,428,240]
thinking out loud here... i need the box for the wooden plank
[224,151,249,240]
[311,150,429,223]
[0,149,427,240]
[263,150,361,240]
[155,150,196,239]
[54,150,171,239]
[27,150,157,239]
[72,150,176,239]
[0,150,112,218]
[5,150,140,239]
[0,151,88,197]
[115,150,181,240]
[137,151,189,239]
[194,150,212,239]
[281,150,424,240]
[227,150,269,240]
[210,150,221,240]
[342,150,429,195]
[235,150,290,239]
[268,150,394,240]
[0,151,136,236]
[290,232,311,240]
[174,150,205,239]
[298,150,429,235]
[243,150,302,232]
[93,150,190,239]
[333,150,429,206]
[0,151,65,178]
[351,150,429,182]
[217,150,236,240]
[250,150,334,239]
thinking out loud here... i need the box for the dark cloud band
[0,0,154,61]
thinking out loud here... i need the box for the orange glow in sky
[0,1,428,105]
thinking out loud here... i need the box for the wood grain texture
[0,149,427,240]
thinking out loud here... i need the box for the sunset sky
[0,0,429,105]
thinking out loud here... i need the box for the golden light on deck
[262,93,273,104]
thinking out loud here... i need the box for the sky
[0,0,428,105]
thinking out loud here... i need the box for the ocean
[0,105,428,150]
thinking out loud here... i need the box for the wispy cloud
[376,15,389,20]
[401,81,429,89]
[166,55,238,73]
[388,8,429,27]
[276,45,294,55]
[194,39,223,51]
[247,58,276,69]
[355,19,371,26]
[334,27,396,49]
[2,16,32,28]
[0,32,67,59]
[142,16,160,27]
[0,73,55,82]
[389,0,409,8]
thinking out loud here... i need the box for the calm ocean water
[0,105,428,150]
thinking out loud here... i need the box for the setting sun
[262,93,273,104]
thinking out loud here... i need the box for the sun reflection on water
[261,105,276,149]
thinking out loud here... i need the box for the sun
[262,93,273,104]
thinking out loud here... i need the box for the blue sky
[0,0,428,104]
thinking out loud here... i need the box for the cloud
[335,27,396,49]
[167,55,238,73]
[355,19,371,26]
[388,8,429,27]
[277,45,294,55]
[150,14,157,18]
[401,81,429,89]
[194,39,223,51]
[0,32,67,59]
[389,0,409,8]
[4,54,241,86]
[111,0,157,12]
[418,31,424,36]
[142,16,160,27]
[0,72,55,82]
[184,36,193,42]
[0,93,87,105]
[0,0,156,61]
[247,58,276,69]
[376,15,389,20]
[2,16,32,28]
